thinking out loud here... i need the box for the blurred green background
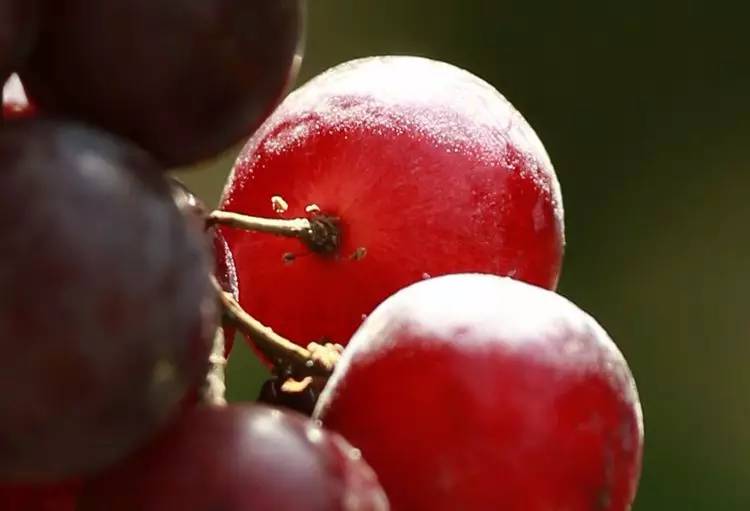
[182,2,749,509]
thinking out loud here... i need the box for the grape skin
[0,119,216,480]
[21,0,305,166]
[79,405,390,511]
[315,274,643,511]
[220,56,564,349]
[0,480,81,510]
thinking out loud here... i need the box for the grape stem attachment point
[207,210,340,254]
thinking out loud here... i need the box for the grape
[79,404,390,511]
[219,55,564,349]
[0,119,216,480]
[0,480,80,510]
[22,0,305,166]
[315,274,643,511]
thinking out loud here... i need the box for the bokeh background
[181,2,749,510]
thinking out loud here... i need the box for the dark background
[182,2,750,509]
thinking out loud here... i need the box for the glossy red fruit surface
[79,405,389,511]
[314,274,643,511]
[219,56,564,348]
[22,0,304,166]
[0,480,80,511]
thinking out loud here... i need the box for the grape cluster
[0,3,643,510]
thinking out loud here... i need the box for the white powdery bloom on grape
[317,274,639,418]
[222,56,564,230]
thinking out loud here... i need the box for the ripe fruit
[219,56,564,348]
[0,1,37,82]
[79,405,390,511]
[0,120,216,480]
[0,480,81,511]
[314,274,643,511]
[22,0,305,166]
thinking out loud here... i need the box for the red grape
[0,120,216,480]
[0,480,81,511]
[314,274,643,511]
[219,56,564,348]
[79,404,390,511]
[21,0,305,166]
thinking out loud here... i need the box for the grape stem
[207,210,340,254]
[201,326,227,406]
[210,277,337,378]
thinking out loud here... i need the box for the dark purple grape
[0,0,38,83]
[0,119,217,481]
[78,404,390,511]
[21,0,305,166]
